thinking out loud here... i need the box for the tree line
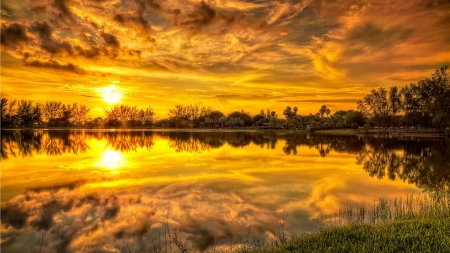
[1,66,449,131]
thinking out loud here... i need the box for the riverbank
[2,127,447,138]
[244,192,450,253]
[254,217,450,253]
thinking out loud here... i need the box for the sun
[101,85,122,104]
[100,150,123,170]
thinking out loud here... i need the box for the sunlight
[101,85,122,104]
[100,150,123,170]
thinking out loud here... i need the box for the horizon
[2,0,450,117]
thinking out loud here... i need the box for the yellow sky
[1,0,450,118]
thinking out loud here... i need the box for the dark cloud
[24,60,86,74]
[101,32,120,48]
[52,0,74,21]
[101,206,120,220]
[26,180,87,193]
[214,93,283,101]
[73,45,103,59]
[182,1,216,30]
[28,21,75,56]
[29,21,53,40]
[0,23,29,49]
[31,5,47,14]
[277,98,359,103]
[31,199,74,230]
[113,13,151,30]
[346,22,413,49]
[0,203,29,229]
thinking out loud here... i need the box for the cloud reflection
[1,130,449,252]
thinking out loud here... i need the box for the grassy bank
[260,217,450,253]
[242,193,450,253]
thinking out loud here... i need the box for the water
[1,130,449,252]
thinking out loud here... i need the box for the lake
[1,130,449,252]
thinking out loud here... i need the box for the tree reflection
[359,137,450,191]
[102,131,155,152]
[1,130,91,158]
[2,130,449,192]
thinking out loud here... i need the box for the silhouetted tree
[72,103,91,126]
[17,100,34,127]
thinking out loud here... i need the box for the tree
[17,100,34,126]
[1,98,17,126]
[58,104,73,126]
[345,111,365,127]
[71,103,91,126]
[218,116,227,128]
[207,111,225,120]
[43,101,62,121]
[32,103,43,125]
[283,106,298,129]
[138,106,155,126]
[228,111,252,127]
[318,105,330,118]
[104,104,139,127]
[357,87,401,128]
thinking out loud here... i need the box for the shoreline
[1,127,448,137]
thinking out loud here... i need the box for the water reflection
[1,130,449,252]
[2,130,449,191]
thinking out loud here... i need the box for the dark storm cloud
[0,23,29,49]
[24,60,86,74]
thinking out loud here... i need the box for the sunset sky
[1,0,450,118]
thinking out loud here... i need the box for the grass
[264,217,450,253]
[244,193,450,253]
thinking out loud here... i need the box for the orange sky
[1,0,450,118]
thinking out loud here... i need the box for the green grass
[245,193,450,253]
[262,218,450,253]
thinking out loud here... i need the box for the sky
[1,0,450,118]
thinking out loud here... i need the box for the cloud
[26,180,87,193]
[30,5,47,14]
[101,32,120,48]
[102,206,120,221]
[24,59,86,74]
[0,203,30,229]
[1,0,450,115]
[51,0,74,22]
[0,23,29,49]
[182,1,217,29]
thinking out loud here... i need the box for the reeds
[324,191,450,226]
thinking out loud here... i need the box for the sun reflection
[100,150,123,170]
[101,85,122,104]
